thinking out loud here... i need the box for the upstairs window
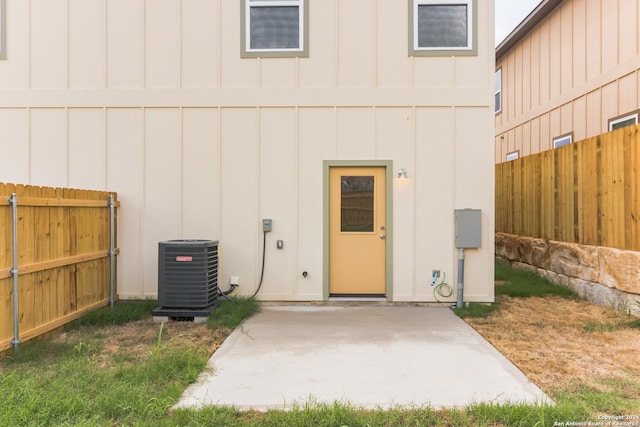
[495,69,502,114]
[608,111,639,131]
[552,133,573,149]
[506,150,519,161]
[409,0,477,56]
[242,0,308,58]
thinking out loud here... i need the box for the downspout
[9,193,19,352]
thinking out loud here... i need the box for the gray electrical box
[455,209,482,248]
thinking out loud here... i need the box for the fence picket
[496,125,640,252]
[627,126,640,250]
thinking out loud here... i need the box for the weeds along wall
[0,183,118,353]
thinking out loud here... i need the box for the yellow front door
[329,167,386,295]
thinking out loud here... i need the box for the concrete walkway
[174,305,551,411]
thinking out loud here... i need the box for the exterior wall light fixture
[397,168,408,179]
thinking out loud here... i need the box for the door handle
[379,234,386,239]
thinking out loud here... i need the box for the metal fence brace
[9,193,19,352]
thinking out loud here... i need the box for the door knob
[379,234,386,239]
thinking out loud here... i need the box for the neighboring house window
[0,0,6,60]
[409,0,477,56]
[241,0,308,58]
[552,133,573,149]
[608,111,639,131]
[495,68,502,114]
[506,150,519,161]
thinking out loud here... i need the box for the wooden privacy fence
[496,125,640,252]
[0,183,119,353]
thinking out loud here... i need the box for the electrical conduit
[456,248,465,309]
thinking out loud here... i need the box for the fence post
[109,194,115,309]
[9,193,19,353]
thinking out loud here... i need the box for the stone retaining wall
[495,232,640,317]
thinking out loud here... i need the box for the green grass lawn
[494,260,576,298]
[454,259,577,319]
[1,266,636,426]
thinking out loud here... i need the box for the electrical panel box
[455,209,481,248]
[263,218,272,232]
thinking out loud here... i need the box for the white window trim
[242,0,306,57]
[410,0,476,56]
[608,112,639,131]
[506,150,519,161]
[552,133,573,149]
[495,68,502,114]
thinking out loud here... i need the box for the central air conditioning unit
[153,240,219,320]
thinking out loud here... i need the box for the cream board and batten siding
[0,0,495,302]
[496,0,640,162]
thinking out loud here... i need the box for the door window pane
[340,176,374,232]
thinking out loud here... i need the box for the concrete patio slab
[174,305,551,411]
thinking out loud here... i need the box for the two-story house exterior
[0,0,495,303]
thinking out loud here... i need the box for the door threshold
[329,294,387,302]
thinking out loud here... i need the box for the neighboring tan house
[494,0,640,315]
[495,0,640,162]
[0,0,495,303]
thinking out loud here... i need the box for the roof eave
[496,0,564,62]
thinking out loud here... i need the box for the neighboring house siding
[495,0,640,163]
[0,0,495,302]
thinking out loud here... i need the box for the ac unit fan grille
[158,240,219,309]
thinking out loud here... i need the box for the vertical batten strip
[65,0,69,89]
[255,107,261,289]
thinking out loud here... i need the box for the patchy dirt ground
[52,319,231,369]
[464,293,640,402]
[49,293,640,410]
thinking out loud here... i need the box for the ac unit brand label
[175,256,193,262]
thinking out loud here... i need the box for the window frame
[241,0,309,58]
[608,110,639,131]
[495,68,502,114]
[0,0,6,60]
[506,150,519,161]
[408,0,477,57]
[552,132,573,149]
